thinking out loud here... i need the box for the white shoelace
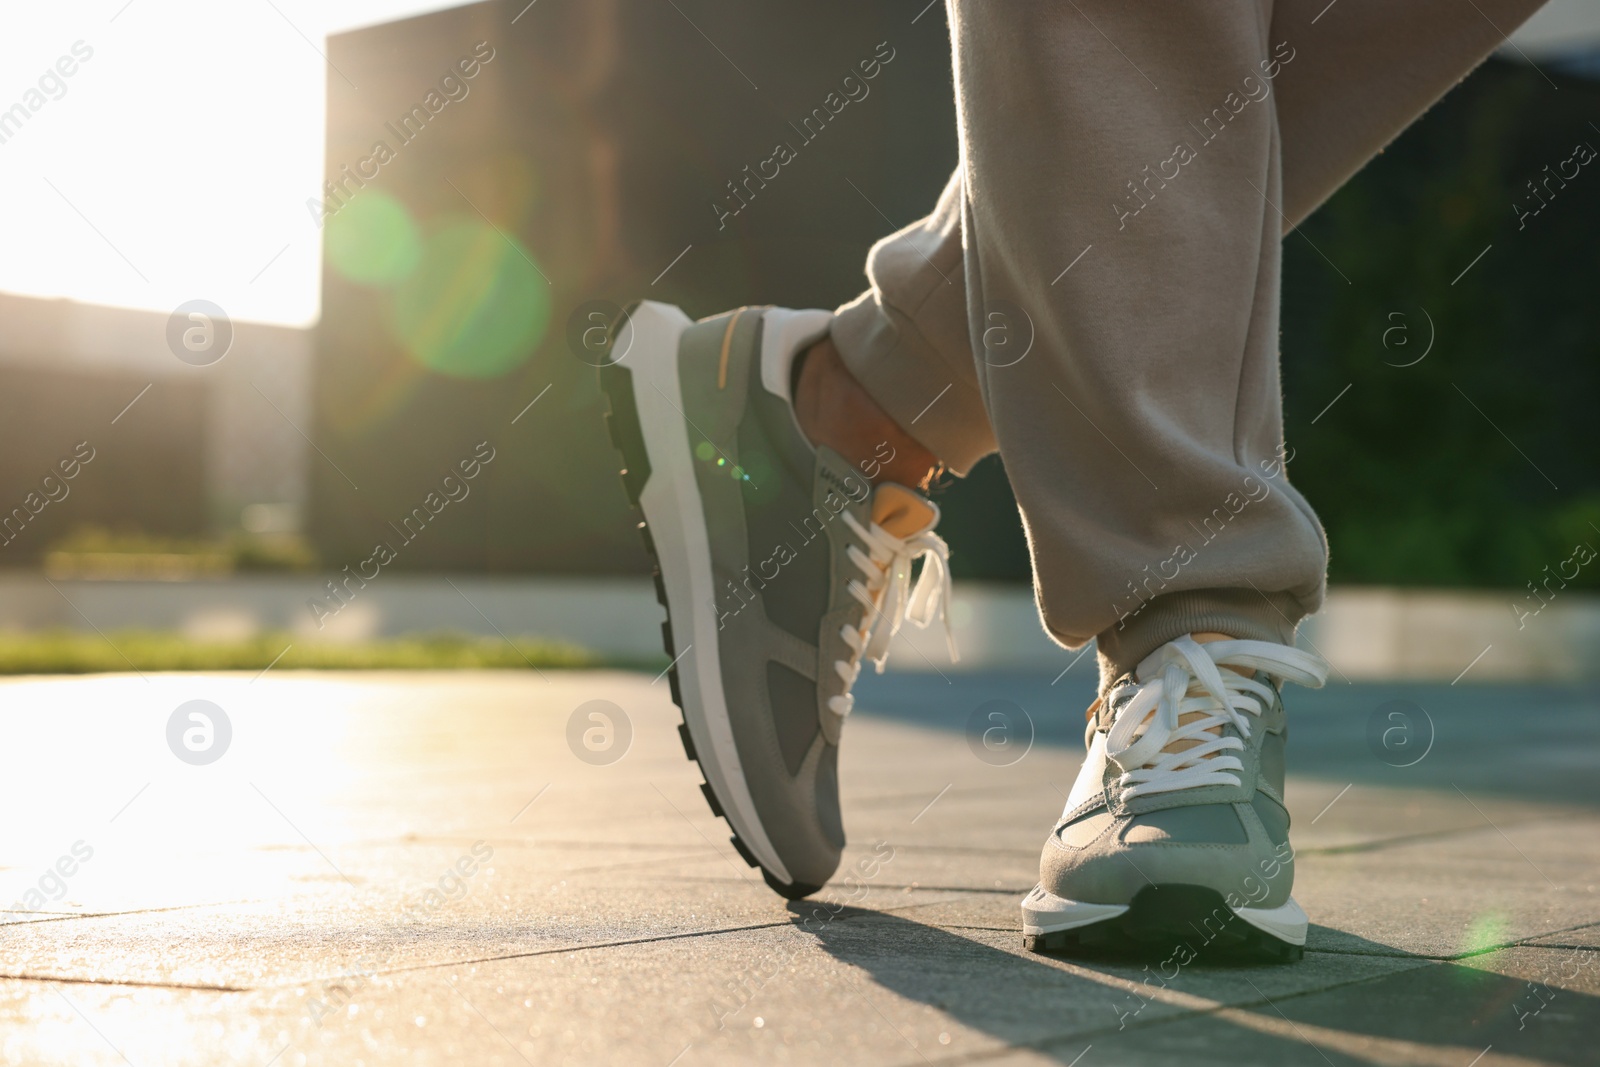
[1104,635,1328,799]
[827,511,956,717]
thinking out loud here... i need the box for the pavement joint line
[0,972,248,993]
[256,889,971,992]
[482,807,1583,866]
[332,835,720,853]
[1292,813,1570,856]
[1302,915,1600,964]
[0,900,263,929]
[1474,915,1600,956]
[257,919,804,989]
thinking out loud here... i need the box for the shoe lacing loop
[827,510,956,716]
[1104,636,1327,799]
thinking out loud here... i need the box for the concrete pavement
[1,667,1597,1065]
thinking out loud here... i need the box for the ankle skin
[792,336,939,490]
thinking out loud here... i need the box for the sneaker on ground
[601,301,954,898]
[1022,635,1327,961]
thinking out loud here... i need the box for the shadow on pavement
[795,905,1600,1064]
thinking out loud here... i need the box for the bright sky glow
[0,1,1592,328]
[0,0,465,328]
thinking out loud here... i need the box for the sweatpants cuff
[831,291,994,476]
[1094,588,1304,694]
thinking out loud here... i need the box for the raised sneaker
[601,302,954,898]
[1022,635,1328,961]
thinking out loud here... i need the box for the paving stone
[1090,945,1600,1067]
[0,671,1596,1066]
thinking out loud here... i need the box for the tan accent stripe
[716,308,748,390]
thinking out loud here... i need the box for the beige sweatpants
[831,0,1547,686]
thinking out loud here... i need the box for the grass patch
[0,629,621,675]
[43,525,319,578]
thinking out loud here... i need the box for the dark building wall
[0,367,206,563]
[310,0,976,575]
[312,4,1596,589]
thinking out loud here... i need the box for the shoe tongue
[870,482,938,538]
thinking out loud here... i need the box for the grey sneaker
[1022,635,1327,960]
[601,301,953,898]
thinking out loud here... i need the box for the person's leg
[824,0,1548,690]
[828,167,994,478]
[833,0,1318,689]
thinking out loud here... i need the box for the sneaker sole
[599,301,818,899]
[1021,883,1306,962]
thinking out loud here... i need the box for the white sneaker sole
[609,300,794,887]
[1022,883,1308,952]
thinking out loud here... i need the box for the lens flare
[325,192,422,286]
[390,219,550,379]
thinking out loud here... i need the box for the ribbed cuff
[1094,588,1304,695]
[830,291,994,476]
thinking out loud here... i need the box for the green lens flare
[325,192,421,286]
[390,220,550,379]
[1459,911,1510,956]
